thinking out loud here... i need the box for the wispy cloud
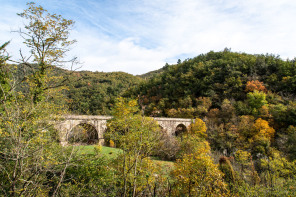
[1,0,296,74]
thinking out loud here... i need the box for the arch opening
[175,124,187,136]
[67,123,98,144]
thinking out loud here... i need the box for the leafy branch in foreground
[0,2,78,196]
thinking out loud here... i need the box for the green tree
[247,90,268,115]
[17,2,76,103]
[106,97,162,196]
[0,3,77,196]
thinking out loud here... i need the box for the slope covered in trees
[127,49,296,159]
[64,70,142,115]
[129,49,296,117]
[11,64,142,115]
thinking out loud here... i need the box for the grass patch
[100,146,122,158]
[72,145,122,159]
[72,145,174,171]
[73,144,97,155]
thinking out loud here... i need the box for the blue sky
[1,0,296,74]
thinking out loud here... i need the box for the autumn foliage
[253,118,275,140]
[245,80,267,93]
[172,141,228,196]
[189,118,207,138]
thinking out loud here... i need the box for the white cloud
[2,0,296,74]
[70,29,167,74]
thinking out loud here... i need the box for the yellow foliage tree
[248,118,275,157]
[253,118,275,140]
[17,2,76,103]
[172,140,228,196]
[189,118,207,138]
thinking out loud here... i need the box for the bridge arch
[175,123,187,136]
[67,122,98,144]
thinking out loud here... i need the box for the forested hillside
[127,49,296,159]
[129,49,296,117]
[64,70,142,115]
[12,65,142,115]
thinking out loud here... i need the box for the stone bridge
[55,115,193,145]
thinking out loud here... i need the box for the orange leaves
[253,118,275,140]
[245,80,267,93]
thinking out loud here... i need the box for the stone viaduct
[55,115,193,145]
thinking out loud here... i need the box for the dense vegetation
[127,49,296,157]
[125,49,296,195]
[1,2,296,196]
[64,70,141,115]
[10,65,142,115]
[128,49,296,116]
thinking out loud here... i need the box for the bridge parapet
[63,115,112,120]
[153,117,192,122]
